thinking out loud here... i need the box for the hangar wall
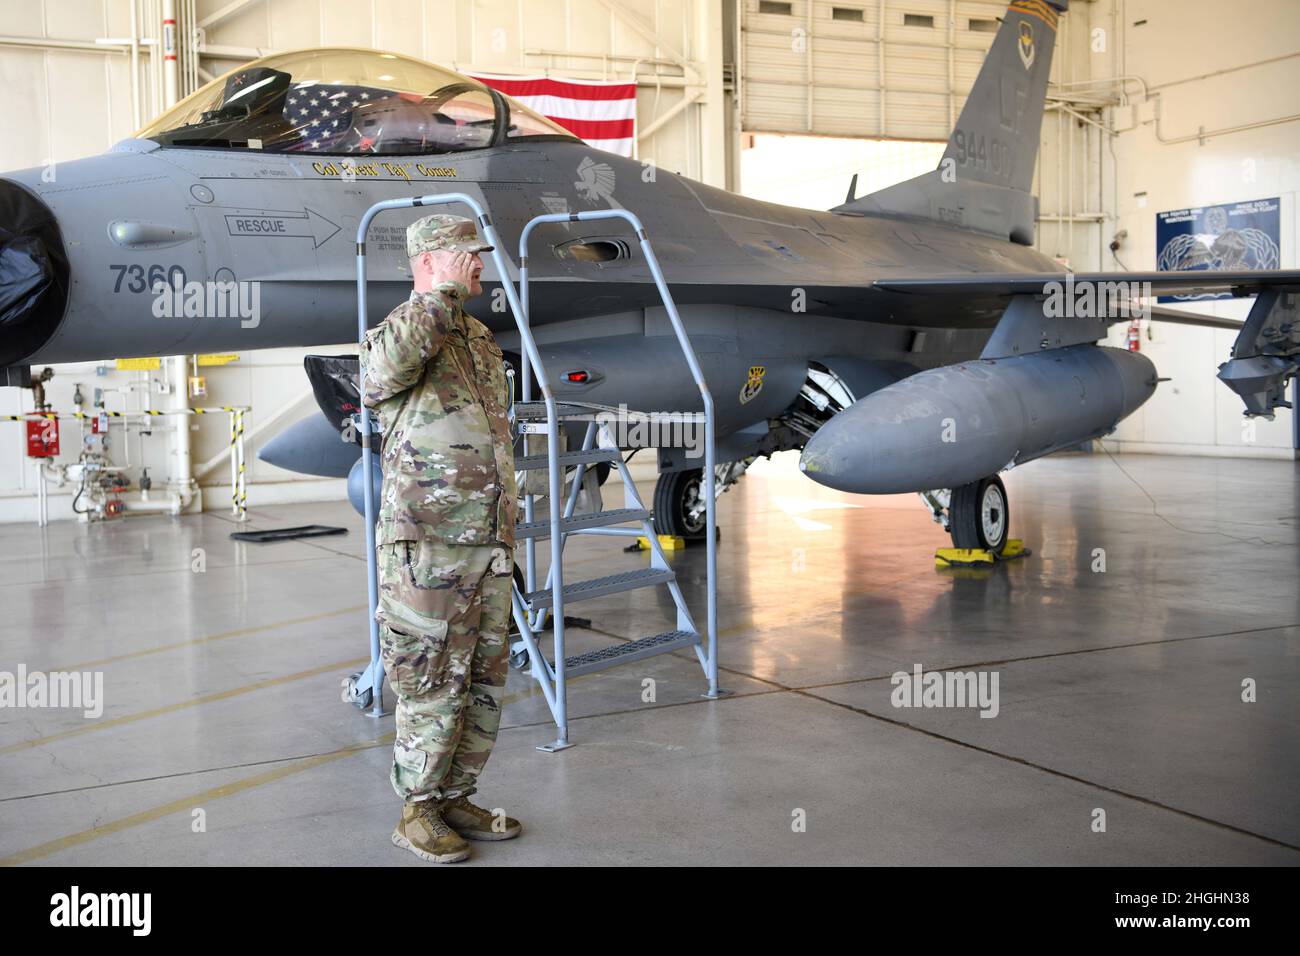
[1033,0,1299,459]
[738,0,1298,459]
[1080,0,1298,458]
[0,0,729,522]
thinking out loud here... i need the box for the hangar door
[740,0,1005,139]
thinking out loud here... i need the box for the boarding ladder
[350,195,721,751]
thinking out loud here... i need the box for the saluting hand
[430,250,482,295]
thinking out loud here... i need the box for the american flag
[471,74,638,156]
[268,76,638,155]
[280,82,390,152]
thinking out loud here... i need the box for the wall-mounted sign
[1156,197,1280,302]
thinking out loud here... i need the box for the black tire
[653,467,708,540]
[594,460,612,486]
[949,475,1009,554]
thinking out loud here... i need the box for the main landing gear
[651,457,754,541]
[921,474,1010,555]
[653,468,708,540]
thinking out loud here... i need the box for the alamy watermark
[50,886,150,935]
[891,663,999,718]
[151,276,261,329]
[1042,275,1151,320]
[0,665,103,718]
[591,403,705,459]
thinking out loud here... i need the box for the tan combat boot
[442,795,522,841]
[392,800,472,863]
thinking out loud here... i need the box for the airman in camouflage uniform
[362,213,522,863]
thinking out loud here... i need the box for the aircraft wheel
[949,475,1009,554]
[652,468,708,540]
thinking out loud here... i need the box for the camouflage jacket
[361,281,517,548]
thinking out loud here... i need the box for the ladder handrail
[353,194,721,742]
[517,210,718,698]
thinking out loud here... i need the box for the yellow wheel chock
[636,534,686,551]
[935,538,1030,568]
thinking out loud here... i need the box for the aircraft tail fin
[941,0,1065,193]
[833,0,1067,243]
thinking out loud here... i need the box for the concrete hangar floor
[0,450,1296,866]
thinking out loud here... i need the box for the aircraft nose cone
[798,421,859,493]
[0,178,68,366]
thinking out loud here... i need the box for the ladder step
[525,567,675,610]
[512,400,609,421]
[559,629,701,677]
[513,400,706,425]
[514,447,622,471]
[514,508,649,541]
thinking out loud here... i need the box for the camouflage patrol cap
[406,214,494,258]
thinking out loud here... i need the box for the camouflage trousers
[376,538,513,804]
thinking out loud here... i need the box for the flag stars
[277,83,384,151]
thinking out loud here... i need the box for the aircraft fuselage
[2,136,1057,370]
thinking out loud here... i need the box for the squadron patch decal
[1018,21,1036,71]
[739,365,766,404]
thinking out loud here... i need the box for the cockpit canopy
[137,48,579,155]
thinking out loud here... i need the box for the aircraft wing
[871,269,1300,299]
[870,269,1300,331]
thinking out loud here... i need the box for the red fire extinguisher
[1126,319,1142,352]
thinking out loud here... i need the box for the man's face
[420,248,484,297]
[463,251,484,297]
